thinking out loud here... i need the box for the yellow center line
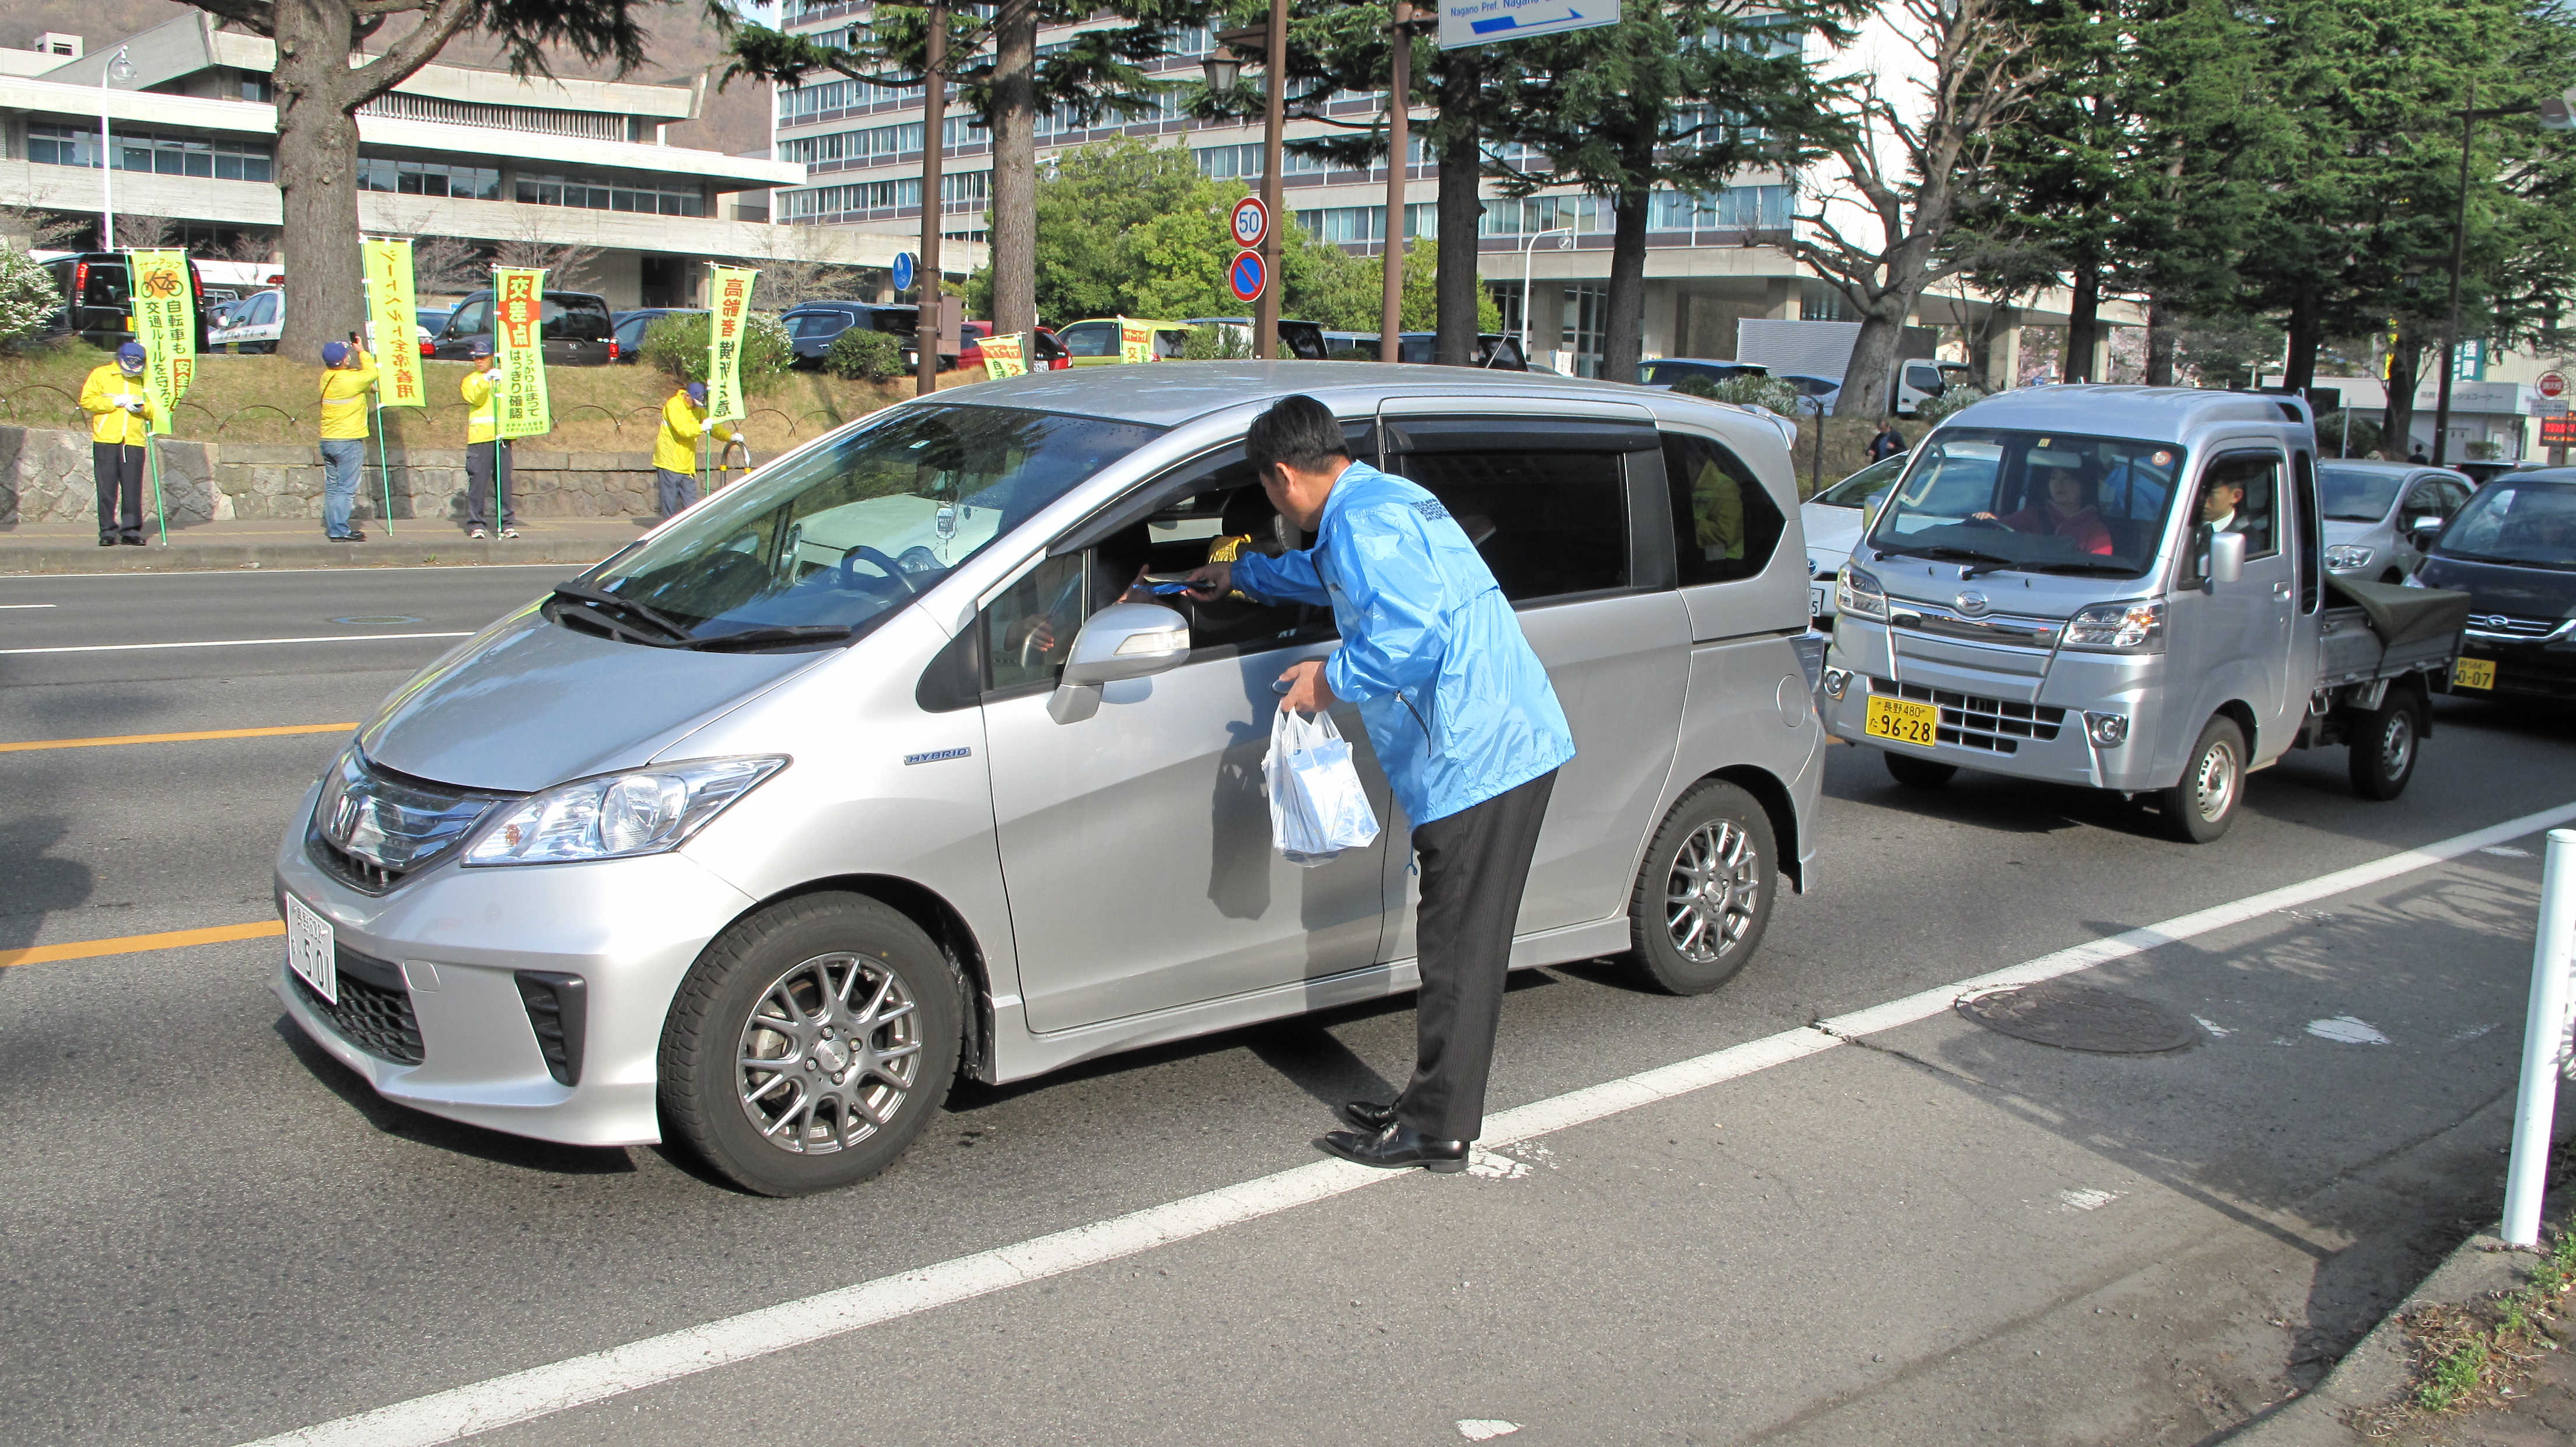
[0,920,284,969]
[0,722,359,754]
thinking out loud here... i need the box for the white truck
[1735,319,1973,417]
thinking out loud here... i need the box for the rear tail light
[607,339,620,362]
[74,260,88,299]
[418,340,433,356]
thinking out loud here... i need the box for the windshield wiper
[1878,543,2020,576]
[2020,561,2139,577]
[551,581,693,643]
[677,624,858,652]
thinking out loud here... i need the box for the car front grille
[291,944,424,1065]
[1873,677,2067,754]
[2464,614,2571,642]
[307,750,513,895]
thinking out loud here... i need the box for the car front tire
[2158,716,2248,843]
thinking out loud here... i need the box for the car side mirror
[1049,603,1191,724]
[2207,530,2246,588]
[2408,515,2444,547]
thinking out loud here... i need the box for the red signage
[2543,414,2576,445]
[2542,372,2567,400]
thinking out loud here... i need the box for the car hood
[2323,518,2384,545]
[2417,554,2576,621]
[1864,550,2155,620]
[1801,504,1864,565]
[358,606,831,793]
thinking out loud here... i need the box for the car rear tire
[2158,716,2248,844]
[1884,753,1958,789]
[659,892,962,1197]
[2347,690,2422,801]
[1625,781,1777,995]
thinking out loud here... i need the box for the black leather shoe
[1317,1124,1469,1173]
[1337,1099,1397,1134]
[98,537,116,547]
[118,536,145,546]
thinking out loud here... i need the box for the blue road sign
[891,252,916,292]
[1228,249,1266,304]
[1437,0,1620,48]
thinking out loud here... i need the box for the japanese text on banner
[981,332,1027,378]
[1118,319,1153,365]
[128,250,194,436]
[363,240,424,409]
[493,268,552,439]
[706,265,758,425]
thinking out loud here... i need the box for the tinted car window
[2435,482,2576,569]
[1815,454,1906,508]
[1060,323,1116,357]
[2320,467,2403,522]
[1663,432,1784,585]
[543,295,611,342]
[787,311,847,340]
[1384,423,1632,603]
[447,298,491,334]
[2200,452,2280,558]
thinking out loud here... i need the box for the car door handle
[2273,582,2292,599]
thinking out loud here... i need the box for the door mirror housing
[2206,529,2246,588]
[2408,515,2445,548]
[1049,602,1191,724]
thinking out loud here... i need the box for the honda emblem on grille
[1955,590,1991,617]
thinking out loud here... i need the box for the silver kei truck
[1817,386,2472,843]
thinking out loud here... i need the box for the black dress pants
[465,439,514,528]
[94,442,145,543]
[1395,768,1559,1143]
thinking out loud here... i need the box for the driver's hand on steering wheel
[1970,511,1998,520]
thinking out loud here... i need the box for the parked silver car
[2317,460,2474,583]
[272,364,1825,1194]
[1799,453,1908,625]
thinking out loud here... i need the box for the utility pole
[1259,0,1286,359]
[2433,89,2532,466]
[1377,0,1415,363]
[916,0,948,397]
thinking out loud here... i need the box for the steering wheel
[838,545,920,596]
[1960,516,2010,531]
[895,545,944,577]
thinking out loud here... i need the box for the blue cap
[116,341,146,369]
[471,338,493,358]
[321,341,350,367]
[685,382,707,405]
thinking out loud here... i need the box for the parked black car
[428,288,617,366]
[1320,330,1530,369]
[1636,358,1771,389]
[2421,470,2576,701]
[41,252,211,352]
[778,302,922,369]
[611,307,704,365]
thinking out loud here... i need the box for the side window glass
[2197,452,2279,558]
[1662,432,1786,585]
[1384,447,1629,603]
[983,555,1088,693]
[1063,324,1114,357]
[450,298,489,334]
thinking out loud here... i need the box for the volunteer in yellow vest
[460,338,516,539]
[316,338,379,543]
[653,381,737,518]
[79,341,155,547]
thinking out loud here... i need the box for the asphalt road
[3,566,2572,1447]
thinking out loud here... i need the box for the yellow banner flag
[706,265,758,425]
[493,268,552,439]
[127,249,194,436]
[363,239,424,410]
[981,331,1027,378]
[1118,318,1155,364]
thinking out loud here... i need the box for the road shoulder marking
[0,632,470,656]
[0,723,358,754]
[1,921,284,970]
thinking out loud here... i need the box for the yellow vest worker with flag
[460,337,516,539]
[79,341,155,546]
[653,381,737,518]
[316,339,378,542]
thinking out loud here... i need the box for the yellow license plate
[1865,694,1941,746]
[2454,657,2497,690]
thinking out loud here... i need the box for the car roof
[926,359,1731,429]
[2494,469,2576,484]
[1948,383,2309,440]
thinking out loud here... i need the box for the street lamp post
[1520,226,1573,367]
[99,46,134,248]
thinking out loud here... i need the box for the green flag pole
[146,435,169,546]
[361,274,396,534]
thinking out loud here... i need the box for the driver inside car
[1974,460,2112,555]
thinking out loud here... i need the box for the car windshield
[786,312,845,340]
[1866,427,2184,579]
[1815,455,1906,508]
[572,405,1163,648]
[2433,482,2576,571]
[2320,467,2404,522]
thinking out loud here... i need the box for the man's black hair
[1245,394,1350,476]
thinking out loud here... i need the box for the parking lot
[4,564,2571,1446]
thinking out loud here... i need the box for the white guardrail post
[2502,828,2576,1247]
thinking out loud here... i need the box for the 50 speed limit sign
[1230,196,1270,251]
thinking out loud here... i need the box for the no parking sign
[1228,250,1266,305]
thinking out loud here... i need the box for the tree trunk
[2145,293,2177,386]
[272,0,368,361]
[1433,57,1482,368]
[987,0,1038,335]
[2280,288,2318,393]
[1840,288,1909,419]
[2383,325,2424,460]
[1600,186,1648,382]
[2064,258,2099,384]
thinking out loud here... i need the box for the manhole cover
[1955,981,2201,1053]
[330,614,425,625]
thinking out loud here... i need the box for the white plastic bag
[1266,708,1381,868]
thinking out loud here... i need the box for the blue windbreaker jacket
[1233,461,1576,826]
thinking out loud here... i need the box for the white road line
[0,603,58,609]
[235,799,2576,1447]
[0,632,472,656]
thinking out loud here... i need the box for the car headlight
[463,756,787,866]
[2325,543,2375,571]
[2062,599,2164,652]
[1837,565,1888,620]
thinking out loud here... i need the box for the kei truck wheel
[2158,716,2248,844]
[2347,690,2423,802]
[1626,781,1777,995]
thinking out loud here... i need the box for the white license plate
[285,894,337,1005]
[1811,584,1829,618]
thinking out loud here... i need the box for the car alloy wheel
[736,952,923,1156]
[1625,781,1777,995]
[1668,819,1758,965]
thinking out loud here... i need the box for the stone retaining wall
[0,426,663,525]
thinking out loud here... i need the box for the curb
[2221,1233,2538,1443]
[0,539,626,574]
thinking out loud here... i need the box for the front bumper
[272,809,758,1147]
[1820,621,2165,792]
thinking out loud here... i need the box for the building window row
[356,155,502,201]
[779,74,927,125]
[781,113,990,166]
[778,169,988,221]
[1647,184,1791,232]
[27,122,272,181]
[1294,202,1439,245]
[360,90,640,142]
[516,170,708,216]
[1196,135,1430,180]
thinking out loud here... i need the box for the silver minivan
[272,364,1826,1194]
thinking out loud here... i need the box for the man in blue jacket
[1187,394,1574,1172]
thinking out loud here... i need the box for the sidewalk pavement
[0,516,655,573]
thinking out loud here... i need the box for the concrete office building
[0,14,969,308]
[766,1,2130,378]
